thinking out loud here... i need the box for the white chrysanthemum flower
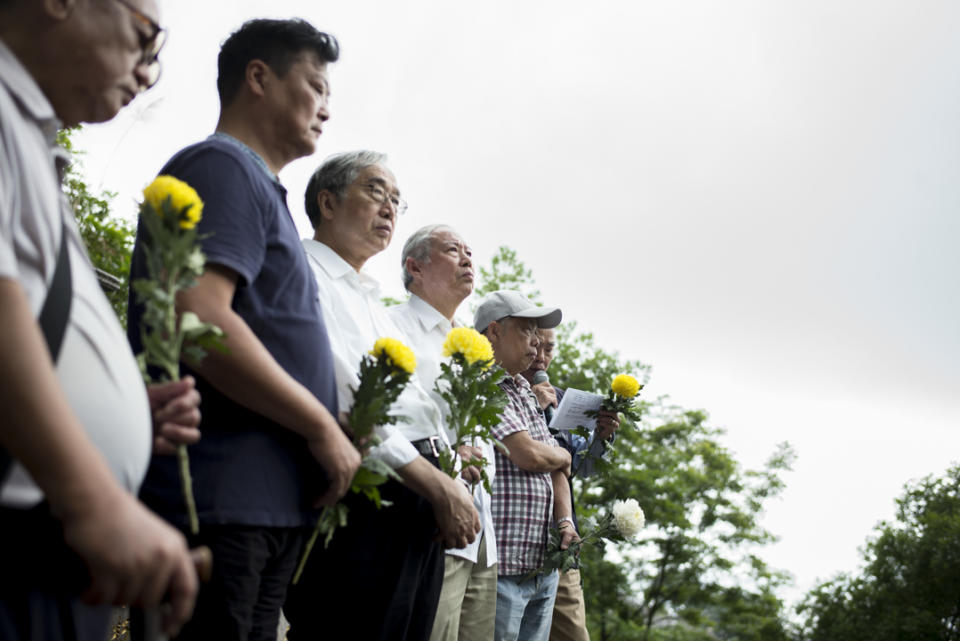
[612,499,645,537]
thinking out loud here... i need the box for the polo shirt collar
[209,132,279,184]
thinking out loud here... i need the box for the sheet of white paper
[550,388,603,432]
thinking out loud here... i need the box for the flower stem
[178,443,199,535]
[570,457,583,480]
[292,506,329,585]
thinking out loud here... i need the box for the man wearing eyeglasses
[473,291,578,641]
[0,1,197,640]
[283,151,481,641]
[124,18,362,641]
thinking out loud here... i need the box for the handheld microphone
[531,370,555,425]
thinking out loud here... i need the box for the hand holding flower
[292,337,414,583]
[435,327,508,492]
[523,498,645,582]
[133,175,226,535]
[147,376,201,456]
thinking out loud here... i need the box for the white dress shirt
[302,239,447,469]
[389,294,497,566]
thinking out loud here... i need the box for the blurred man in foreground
[0,0,199,638]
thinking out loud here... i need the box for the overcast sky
[75,0,960,608]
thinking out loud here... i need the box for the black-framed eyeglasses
[363,182,408,216]
[113,0,166,89]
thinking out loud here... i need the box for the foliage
[57,129,134,327]
[581,406,794,641]
[473,246,541,303]
[796,465,960,641]
[549,319,650,398]
[524,499,645,582]
[132,177,226,536]
[132,177,224,383]
[475,246,794,641]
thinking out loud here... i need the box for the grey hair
[400,224,454,291]
[304,150,387,229]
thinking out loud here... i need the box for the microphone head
[531,370,550,385]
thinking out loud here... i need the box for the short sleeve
[0,128,17,279]
[491,395,528,441]
[163,147,266,286]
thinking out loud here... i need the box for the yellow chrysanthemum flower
[371,337,417,375]
[442,327,494,367]
[611,374,641,399]
[143,175,204,230]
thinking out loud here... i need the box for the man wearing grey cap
[474,290,578,641]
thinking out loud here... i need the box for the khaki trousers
[429,531,497,641]
[549,569,589,641]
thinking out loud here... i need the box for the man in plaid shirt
[474,290,579,641]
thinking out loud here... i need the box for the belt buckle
[427,436,440,458]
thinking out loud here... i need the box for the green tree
[474,246,541,302]
[476,246,794,641]
[797,465,960,641]
[580,405,793,641]
[57,128,134,326]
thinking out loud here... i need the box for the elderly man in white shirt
[283,151,481,641]
[389,224,499,641]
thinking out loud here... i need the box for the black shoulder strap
[38,223,73,362]
[0,224,73,486]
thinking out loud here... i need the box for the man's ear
[245,59,270,98]
[316,190,338,221]
[404,256,423,283]
[42,0,78,20]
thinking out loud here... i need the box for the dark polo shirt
[128,134,337,528]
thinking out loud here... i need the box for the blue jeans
[495,571,559,641]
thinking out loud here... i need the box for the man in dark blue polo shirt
[127,19,359,641]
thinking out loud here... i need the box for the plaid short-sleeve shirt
[491,374,560,576]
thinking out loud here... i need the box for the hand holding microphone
[531,370,556,426]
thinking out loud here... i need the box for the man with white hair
[389,224,499,641]
[285,152,481,641]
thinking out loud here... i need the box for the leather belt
[410,436,447,459]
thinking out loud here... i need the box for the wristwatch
[556,516,575,530]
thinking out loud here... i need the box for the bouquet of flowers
[524,498,645,581]
[433,327,509,493]
[292,337,413,584]
[570,374,644,479]
[132,175,225,535]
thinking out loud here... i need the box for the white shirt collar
[302,238,381,297]
[407,293,453,334]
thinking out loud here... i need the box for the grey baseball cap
[473,290,562,332]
